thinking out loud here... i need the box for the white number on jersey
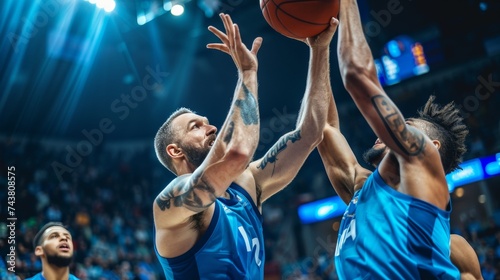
[238,226,262,266]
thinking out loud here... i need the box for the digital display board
[375,35,430,86]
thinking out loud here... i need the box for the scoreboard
[375,35,430,86]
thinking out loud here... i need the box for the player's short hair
[154,108,194,175]
[33,222,68,249]
[417,95,469,174]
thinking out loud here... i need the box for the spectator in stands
[27,222,79,280]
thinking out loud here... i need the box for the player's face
[174,113,217,168]
[363,119,431,167]
[37,226,74,267]
[362,138,389,167]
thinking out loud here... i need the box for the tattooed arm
[154,14,262,229]
[248,19,339,203]
[336,0,449,209]
[336,0,429,159]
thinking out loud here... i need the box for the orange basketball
[260,0,340,39]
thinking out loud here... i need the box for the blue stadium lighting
[446,159,484,192]
[87,0,116,13]
[102,0,116,12]
[479,2,488,12]
[446,152,500,192]
[171,4,184,16]
[298,152,500,224]
[298,196,346,225]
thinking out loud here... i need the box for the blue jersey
[26,272,79,280]
[335,170,460,280]
[155,183,265,280]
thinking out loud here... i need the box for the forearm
[336,1,427,159]
[218,70,260,159]
[296,46,331,143]
[337,0,377,83]
[326,84,340,128]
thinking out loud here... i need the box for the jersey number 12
[238,226,261,266]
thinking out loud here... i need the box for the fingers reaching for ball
[206,13,263,73]
[305,17,339,48]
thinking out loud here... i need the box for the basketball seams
[261,0,338,39]
[278,0,333,25]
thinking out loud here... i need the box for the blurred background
[1,0,499,279]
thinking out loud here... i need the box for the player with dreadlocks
[316,0,480,278]
[319,94,481,279]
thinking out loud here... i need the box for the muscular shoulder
[450,234,482,280]
[155,203,216,258]
[379,146,450,209]
[233,169,260,206]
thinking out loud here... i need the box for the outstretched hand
[299,17,339,48]
[207,13,263,72]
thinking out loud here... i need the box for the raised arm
[317,88,372,204]
[450,234,483,280]
[154,14,262,228]
[337,0,451,210]
[337,0,433,161]
[249,18,338,203]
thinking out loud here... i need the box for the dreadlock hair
[416,95,469,174]
[154,107,194,175]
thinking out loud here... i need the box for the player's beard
[181,143,211,168]
[46,252,73,267]
[362,146,387,167]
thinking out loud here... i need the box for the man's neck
[42,265,70,280]
[377,153,401,187]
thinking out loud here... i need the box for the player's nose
[206,125,217,135]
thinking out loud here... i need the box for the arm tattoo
[223,121,235,144]
[258,130,301,175]
[235,84,258,125]
[156,173,216,213]
[372,95,425,156]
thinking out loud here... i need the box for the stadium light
[171,4,184,16]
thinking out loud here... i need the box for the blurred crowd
[1,58,500,280]
[0,140,163,279]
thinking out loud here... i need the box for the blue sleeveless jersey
[335,170,460,280]
[155,183,265,280]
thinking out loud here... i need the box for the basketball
[260,0,340,39]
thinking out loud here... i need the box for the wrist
[310,45,330,52]
[241,69,257,73]
[239,69,258,78]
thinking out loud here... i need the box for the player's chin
[56,249,73,256]
[372,144,386,149]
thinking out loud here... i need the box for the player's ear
[35,245,43,257]
[166,144,183,159]
[432,140,441,150]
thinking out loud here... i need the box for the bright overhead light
[171,4,184,16]
[96,0,105,8]
[103,0,116,12]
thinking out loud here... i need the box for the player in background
[27,222,79,280]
